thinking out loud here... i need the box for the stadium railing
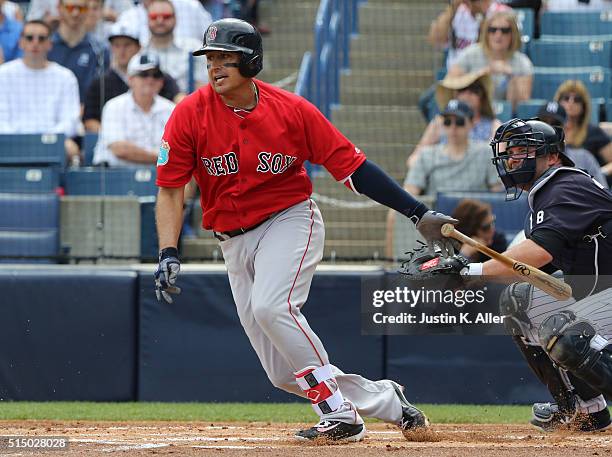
[295,0,363,117]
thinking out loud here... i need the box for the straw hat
[435,69,495,119]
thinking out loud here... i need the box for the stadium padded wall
[0,266,544,403]
[0,269,138,401]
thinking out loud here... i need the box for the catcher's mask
[490,118,572,201]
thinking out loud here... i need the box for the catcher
[403,118,612,432]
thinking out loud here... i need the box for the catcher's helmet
[192,18,263,78]
[490,118,573,200]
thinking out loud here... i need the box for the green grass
[0,402,531,424]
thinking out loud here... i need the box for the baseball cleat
[390,381,430,435]
[531,402,611,432]
[294,420,366,442]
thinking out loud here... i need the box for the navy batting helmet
[490,118,573,200]
[192,18,263,78]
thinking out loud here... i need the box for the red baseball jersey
[156,80,366,232]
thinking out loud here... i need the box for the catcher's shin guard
[539,311,612,397]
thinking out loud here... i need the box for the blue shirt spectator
[47,0,109,102]
[0,12,22,63]
[48,31,108,102]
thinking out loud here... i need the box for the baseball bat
[440,223,572,301]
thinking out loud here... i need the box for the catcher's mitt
[399,243,469,282]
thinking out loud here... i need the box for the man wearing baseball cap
[93,51,175,166]
[404,99,501,196]
[537,101,606,186]
[84,22,180,133]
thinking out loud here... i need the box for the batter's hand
[415,210,460,257]
[154,247,182,303]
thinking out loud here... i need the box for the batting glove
[415,210,460,257]
[154,247,181,304]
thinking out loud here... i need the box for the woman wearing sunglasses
[448,11,533,110]
[451,199,507,262]
[553,80,612,182]
[408,69,501,168]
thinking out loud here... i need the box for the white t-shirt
[447,2,511,68]
[0,59,81,137]
[545,0,612,11]
[143,37,207,92]
[94,91,175,167]
[117,0,213,45]
[2,1,21,20]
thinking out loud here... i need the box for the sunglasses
[443,117,466,127]
[138,70,164,79]
[487,26,512,34]
[480,216,496,231]
[23,34,49,42]
[560,94,583,104]
[148,12,174,20]
[63,4,89,13]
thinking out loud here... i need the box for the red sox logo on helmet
[207,26,217,43]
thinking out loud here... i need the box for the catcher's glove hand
[399,243,469,281]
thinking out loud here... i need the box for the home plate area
[1,421,612,456]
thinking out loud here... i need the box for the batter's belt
[213,211,280,241]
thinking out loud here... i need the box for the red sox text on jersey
[156,80,365,232]
[200,152,298,176]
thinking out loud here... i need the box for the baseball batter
[471,119,612,431]
[153,18,458,442]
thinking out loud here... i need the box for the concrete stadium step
[349,50,438,70]
[340,69,433,90]
[359,4,444,34]
[323,240,386,260]
[262,33,313,52]
[332,105,424,126]
[324,221,388,241]
[339,86,424,106]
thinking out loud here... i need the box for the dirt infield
[0,421,610,456]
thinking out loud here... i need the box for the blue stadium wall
[0,266,548,404]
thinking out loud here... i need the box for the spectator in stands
[409,69,501,168]
[27,0,129,28]
[117,0,212,45]
[85,0,108,44]
[143,0,207,94]
[0,20,81,162]
[537,100,607,186]
[545,0,612,11]
[93,52,174,166]
[553,80,612,180]
[0,0,22,64]
[451,199,508,262]
[428,0,511,70]
[83,23,180,132]
[404,100,501,196]
[48,0,110,103]
[1,0,23,22]
[386,100,501,258]
[449,11,533,110]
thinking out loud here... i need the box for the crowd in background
[390,0,612,258]
[0,0,266,167]
[2,0,612,259]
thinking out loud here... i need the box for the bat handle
[441,223,456,238]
